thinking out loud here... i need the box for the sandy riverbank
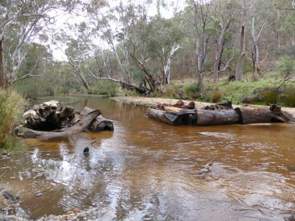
[112,96,295,119]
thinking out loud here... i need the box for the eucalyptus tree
[187,0,212,90]
[250,1,267,80]
[77,0,184,94]
[211,0,238,82]
[0,0,77,87]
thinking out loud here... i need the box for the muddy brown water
[0,97,295,220]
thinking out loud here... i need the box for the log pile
[15,101,114,140]
[147,100,294,126]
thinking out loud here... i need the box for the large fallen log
[147,108,239,126]
[15,101,114,140]
[147,100,294,126]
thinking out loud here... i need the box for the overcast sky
[36,0,187,61]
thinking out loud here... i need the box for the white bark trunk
[163,44,180,84]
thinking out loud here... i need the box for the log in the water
[147,102,294,126]
[23,100,76,131]
[196,109,240,126]
[147,108,197,125]
[15,102,114,140]
[236,105,292,124]
[15,108,101,140]
[89,115,114,131]
[147,108,239,126]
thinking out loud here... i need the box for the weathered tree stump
[15,101,114,140]
[23,100,76,131]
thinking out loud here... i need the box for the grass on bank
[159,74,295,107]
[0,89,26,150]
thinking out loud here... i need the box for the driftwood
[15,101,114,140]
[147,100,293,126]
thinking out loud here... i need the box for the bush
[210,90,223,103]
[183,83,200,99]
[0,89,25,149]
[161,83,183,98]
[89,80,118,97]
[277,56,295,80]
[278,86,295,107]
[205,79,283,104]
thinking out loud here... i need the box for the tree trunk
[213,32,225,82]
[235,25,246,81]
[196,35,208,90]
[0,36,6,88]
[69,60,90,91]
[251,43,260,80]
[163,44,180,85]
[251,17,264,81]
[213,20,232,82]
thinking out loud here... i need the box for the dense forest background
[0,0,294,105]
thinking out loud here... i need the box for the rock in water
[83,147,90,157]
[2,191,19,204]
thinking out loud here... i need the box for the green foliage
[201,76,295,107]
[89,81,118,97]
[16,78,55,99]
[161,84,183,99]
[207,79,282,104]
[277,56,295,78]
[0,89,25,149]
[210,90,224,103]
[183,83,200,99]
[279,86,295,107]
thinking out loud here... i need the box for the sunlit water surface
[0,97,295,220]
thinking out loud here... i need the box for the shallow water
[1,97,295,220]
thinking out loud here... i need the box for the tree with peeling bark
[189,0,211,90]
[250,17,265,80]
[211,0,237,82]
[234,0,248,81]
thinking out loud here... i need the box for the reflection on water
[0,96,295,220]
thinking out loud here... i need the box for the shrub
[277,56,295,80]
[161,83,183,98]
[0,89,25,149]
[89,80,118,97]
[183,83,200,99]
[278,86,295,107]
[210,90,223,103]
